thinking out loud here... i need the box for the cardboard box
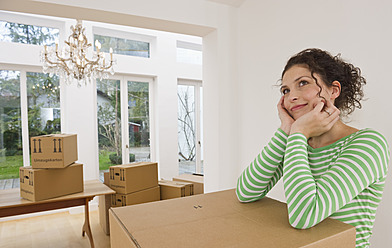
[19,163,83,201]
[173,173,204,194]
[112,186,160,207]
[159,180,193,200]
[109,189,356,248]
[99,172,112,235]
[30,134,78,169]
[109,162,158,194]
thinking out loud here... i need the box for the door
[96,75,154,173]
[177,79,203,175]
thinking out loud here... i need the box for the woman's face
[281,65,334,120]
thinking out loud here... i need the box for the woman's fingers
[323,99,339,118]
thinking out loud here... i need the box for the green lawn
[99,149,114,171]
[0,155,23,179]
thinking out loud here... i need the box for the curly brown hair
[281,48,366,116]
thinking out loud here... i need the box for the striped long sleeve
[236,129,288,202]
[283,129,389,248]
[237,128,389,248]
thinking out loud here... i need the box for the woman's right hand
[277,95,294,135]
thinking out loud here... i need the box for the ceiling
[206,0,246,8]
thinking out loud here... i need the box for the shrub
[129,153,135,162]
[109,153,136,164]
[109,153,122,165]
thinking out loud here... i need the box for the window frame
[0,11,66,45]
[0,64,62,167]
[97,73,156,167]
[93,26,156,59]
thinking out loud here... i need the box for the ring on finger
[324,109,331,116]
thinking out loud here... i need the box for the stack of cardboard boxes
[99,162,160,234]
[109,162,160,207]
[99,163,205,235]
[19,134,83,202]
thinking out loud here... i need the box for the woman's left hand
[289,99,340,139]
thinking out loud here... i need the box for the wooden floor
[0,210,110,248]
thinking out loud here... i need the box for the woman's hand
[277,95,295,135]
[290,99,340,139]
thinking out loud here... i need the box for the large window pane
[26,72,61,142]
[177,85,196,174]
[94,34,150,58]
[26,71,61,168]
[0,70,22,181]
[128,81,150,162]
[97,79,121,171]
[0,21,59,46]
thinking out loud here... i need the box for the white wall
[237,1,392,247]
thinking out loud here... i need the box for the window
[177,41,202,65]
[0,70,22,181]
[0,70,61,184]
[97,79,122,171]
[127,80,151,162]
[94,34,150,58]
[177,80,203,174]
[0,20,59,46]
[26,72,61,139]
[97,76,153,175]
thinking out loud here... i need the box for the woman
[236,48,389,248]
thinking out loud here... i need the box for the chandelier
[41,20,115,86]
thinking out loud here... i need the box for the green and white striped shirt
[236,128,389,248]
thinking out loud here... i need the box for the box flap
[173,174,203,183]
[159,180,187,188]
[111,162,157,169]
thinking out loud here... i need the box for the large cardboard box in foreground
[159,180,193,200]
[109,189,356,248]
[112,186,160,207]
[30,134,78,168]
[20,163,84,201]
[109,162,158,194]
[172,173,203,194]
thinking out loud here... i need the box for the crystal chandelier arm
[43,52,72,75]
[84,55,100,64]
[100,60,114,70]
[41,20,115,84]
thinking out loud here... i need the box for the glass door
[0,70,22,184]
[97,76,154,174]
[0,69,61,189]
[124,79,152,163]
[177,79,203,175]
[97,79,121,171]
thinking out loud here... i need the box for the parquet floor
[0,210,110,248]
